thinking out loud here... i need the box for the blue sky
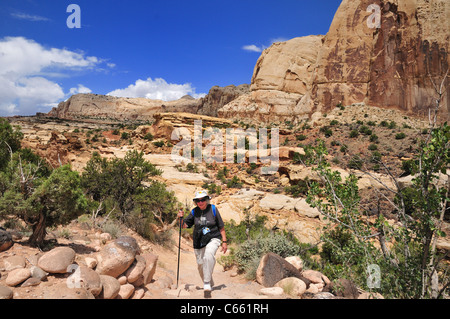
[0,0,342,116]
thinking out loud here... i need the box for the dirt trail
[147,233,281,300]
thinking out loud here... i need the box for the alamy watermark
[367,264,381,289]
[170,120,280,175]
[367,4,381,29]
[66,4,81,29]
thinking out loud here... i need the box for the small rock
[142,253,158,285]
[21,277,41,287]
[358,292,384,299]
[125,255,146,284]
[117,275,127,284]
[4,255,26,271]
[259,287,284,297]
[116,283,135,299]
[99,275,121,299]
[6,268,31,287]
[99,233,112,242]
[85,257,97,269]
[302,269,325,284]
[313,292,336,299]
[30,266,48,281]
[132,288,145,299]
[0,285,13,299]
[78,265,102,297]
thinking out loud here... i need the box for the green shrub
[320,126,333,138]
[349,130,359,138]
[153,140,165,147]
[144,133,154,141]
[395,132,406,140]
[348,155,363,170]
[284,181,308,198]
[369,134,379,143]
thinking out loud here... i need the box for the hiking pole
[176,212,182,289]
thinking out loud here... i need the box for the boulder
[294,198,321,218]
[0,285,13,299]
[5,268,31,287]
[138,252,158,286]
[0,227,13,252]
[125,255,146,284]
[302,269,327,284]
[96,236,139,278]
[78,265,102,297]
[256,252,310,287]
[284,256,303,272]
[99,275,121,299]
[259,193,298,211]
[275,277,307,297]
[37,246,76,274]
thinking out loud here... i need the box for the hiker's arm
[177,210,191,228]
[220,227,227,253]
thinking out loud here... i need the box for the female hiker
[177,190,227,292]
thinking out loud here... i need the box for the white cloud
[242,37,290,53]
[242,44,265,53]
[69,84,92,95]
[0,36,103,116]
[107,77,206,101]
[11,12,50,22]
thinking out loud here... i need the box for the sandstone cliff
[218,35,323,121]
[219,0,449,122]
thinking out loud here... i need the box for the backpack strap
[191,205,216,217]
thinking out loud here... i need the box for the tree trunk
[28,212,47,247]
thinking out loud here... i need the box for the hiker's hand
[177,210,184,218]
[221,242,227,254]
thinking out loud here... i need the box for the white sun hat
[193,190,211,200]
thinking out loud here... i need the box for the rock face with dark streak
[310,0,449,119]
[219,0,449,122]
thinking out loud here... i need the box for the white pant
[194,238,221,284]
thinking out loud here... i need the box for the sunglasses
[194,197,208,203]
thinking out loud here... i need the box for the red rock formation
[219,0,449,122]
[311,0,449,120]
